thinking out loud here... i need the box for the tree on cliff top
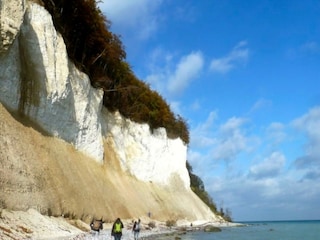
[41,0,189,143]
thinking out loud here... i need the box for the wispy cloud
[250,98,272,113]
[287,41,320,59]
[98,0,163,39]
[174,3,197,22]
[209,41,249,74]
[197,111,218,132]
[190,111,219,149]
[300,41,320,54]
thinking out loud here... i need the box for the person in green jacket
[111,218,124,240]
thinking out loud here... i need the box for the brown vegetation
[41,0,189,143]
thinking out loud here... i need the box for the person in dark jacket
[111,218,124,240]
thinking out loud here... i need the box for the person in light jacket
[132,219,141,240]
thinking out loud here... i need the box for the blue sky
[98,0,320,221]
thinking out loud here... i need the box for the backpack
[90,219,103,231]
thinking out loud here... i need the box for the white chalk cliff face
[0,0,190,188]
[0,1,105,162]
[103,110,190,188]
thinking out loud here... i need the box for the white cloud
[249,151,286,179]
[98,0,163,39]
[209,41,249,74]
[291,106,320,178]
[207,117,250,162]
[145,50,204,97]
[292,106,320,143]
[190,112,218,148]
[167,51,204,94]
[266,122,286,145]
[212,134,247,161]
[219,117,247,135]
[190,113,253,162]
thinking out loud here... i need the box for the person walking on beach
[111,218,124,240]
[90,218,104,236]
[132,219,141,240]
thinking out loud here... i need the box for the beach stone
[203,225,222,232]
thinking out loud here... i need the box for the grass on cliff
[41,0,189,144]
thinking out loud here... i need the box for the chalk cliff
[0,0,219,222]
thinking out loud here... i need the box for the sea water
[174,220,320,240]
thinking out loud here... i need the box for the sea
[159,220,320,240]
